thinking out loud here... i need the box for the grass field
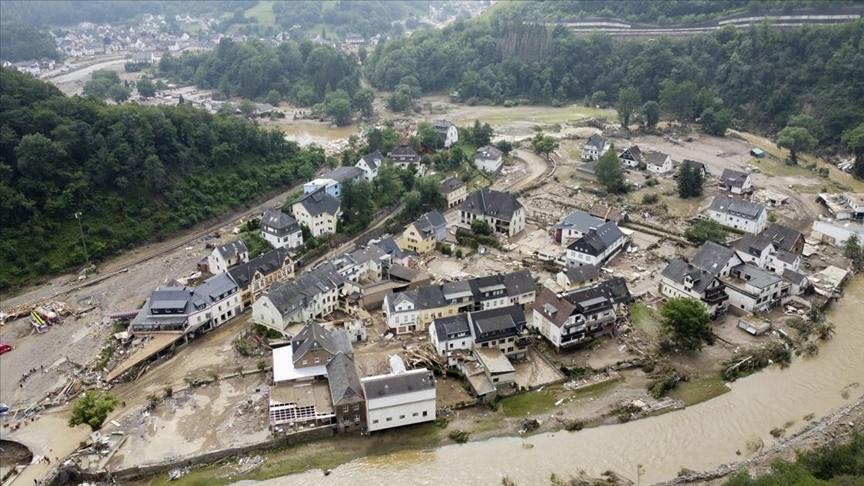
[667,375,730,406]
[466,105,613,125]
[245,1,276,26]
[629,302,662,338]
[500,388,559,417]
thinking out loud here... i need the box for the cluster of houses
[576,135,682,181]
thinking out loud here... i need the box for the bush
[441,244,452,255]
[455,248,463,258]
[163,386,173,398]
[645,177,660,187]
[503,100,516,107]
[448,430,471,443]
[642,193,659,204]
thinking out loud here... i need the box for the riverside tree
[660,298,713,351]
[68,391,121,431]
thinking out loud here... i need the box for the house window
[343,406,349,413]
[354,415,360,422]
[386,417,392,422]
[399,415,405,419]
[493,377,499,383]
[373,419,379,424]
[315,357,320,364]
[353,403,360,411]
[302,359,307,365]
[422,411,428,417]
[412,412,419,417]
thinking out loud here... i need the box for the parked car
[0,343,14,355]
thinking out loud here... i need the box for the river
[249,276,864,485]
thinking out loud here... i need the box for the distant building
[356,150,383,181]
[581,134,610,161]
[291,187,342,237]
[565,221,628,268]
[556,265,601,291]
[228,247,295,309]
[646,152,672,174]
[552,210,605,245]
[402,211,447,254]
[459,188,525,237]
[619,145,642,167]
[473,145,503,172]
[718,169,753,194]
[252,263,346,334]
[130,273,241,334]
[433,120,458,148]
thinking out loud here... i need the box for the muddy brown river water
[248,276,864,485]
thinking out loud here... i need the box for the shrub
[642,193,659,204]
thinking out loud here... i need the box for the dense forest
[0,67,324,289]
[366,17,864,147]
[158,38,360,106]
[0,17,61,62]
[272,1,430,38]
[0,1,254,26]
[502,0,863,25]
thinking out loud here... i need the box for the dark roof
[261,209,300,235]
[646,152,670,166]
[553,210,604,233]
[503,268,535,296]
[433,119,453,133]
[228,247,291,290]
[266,263,345,316]
[359,150,384,170]
[388,263,421,282]
[291,323,353,364]
[373,237,412,260]
[326,352,364,405]
[532,278,631,328]
[761,224,803,253]
[432,314,470,343]
[589,203,626,222]
[363,369,435,398]
[578,160,600,174]
[730,263,781,289]
[733,234,773,256]
[710,195,765,220]
[321,166,364,182]
[469,305,526,341]
[720,169,750,188]
[440,177,465,193]
[682,159,706,173]
[474,145,503,160]
[293,187,342,216]
[619,145,642,163]
[660,259,717,294]
[565,265,600,283]
[389,145,418,161]
[584,134,605,150]
[782,269,808,285]
[691,241,737,276]
[216,240,247,260]
[416,285,446,309]
[460,188,523,221]
[567,221,626,256]
[413,211,447,237]
[776,250,799,264]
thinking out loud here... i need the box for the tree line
[157,38,361,108]
[366,17,864,151]
[0,67,324,290]
[272,1,428,39]
[0,17,61,62]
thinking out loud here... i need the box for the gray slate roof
[734,234,773,256]
[432,314,470,343]
[567,221,626,256]
[294,187,342,216]
[460,188,523,221]
[710,195,765,220]
[291,322,353,364]
[565,265,600,284]
[474,145,503,160]
[359,150,384,170]
[261,208,300,236]
[761,224,803,253]
[440,177,465,193]
[373,237,413,260]
[216,240,247,260]
[266,263,345,316]
[389,145,418,162]
[730,263,781,289]
[584,134,605,150]
[469,305,526,342]
[691,241,737,276]
[363,369,435,398]
[661,259,717,294]
[321,166,364,182]
[720,169,750,188]
[782,269,808,285]
[228,247,291,290]
[326,352,364,405]
[619,145,642,163]
[413,210,447,237]
[646,152,670,166]
[553,210,604,233]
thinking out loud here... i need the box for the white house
[619,146,642,167]
[291,187,342,237]
[433,120,458,148]
[355,150,383,181]
[129,273,242,334]
[658,259,730,317]
[646,152,672,174]
[429,314,472,365]
[552,210,604,245]
[260,209,303,250]
[565,221,627,268]
[708,195,768,234]
[733,233,800,275]
[473,145,503,172]
[722,264,790,313]
[252,263,345,334]
[362,360,436,432]
[719,169,753,194]
[333,244,390,283]
[207,240,249,274]
[531,279,632,350]
[459,188,525,237]
[581,134,610,161]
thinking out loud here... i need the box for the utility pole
[75,211,90,265]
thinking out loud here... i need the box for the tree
[471,219,493,236]
[685,220,728,245]
[68,391,121,431]
[107,83,131,103]
[841,123,864,180]
[616,87,641,130]
[417,122,442,150]
[238,99,257,117]
[787,114,822,143]
[495,139,513,155]
[357,46,367,63]
[700,107,734,136]
[531,133,559,160]
[352,88,375,119]
[843,234,863,267]
[266,89,282,106]
[677,162,704,198]
[340,179,375,231]
[137,77,156,98]
[594,144,628,194]
[659,80,697,123]
[777,126,817,165]
[642,101,660,129]
[324,89,352,126]
[660,298,713,351]
[471,119,494,147]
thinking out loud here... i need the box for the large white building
[708,195,768,234]
[565,221,628,268]
[252,263,345,334]
[362,360,436,432]
[260,209,303,250]
[207,240,249,274]
[291,187,342,237]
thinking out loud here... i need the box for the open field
[245,1,276,26]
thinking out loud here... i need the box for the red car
[0,343,14,355]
